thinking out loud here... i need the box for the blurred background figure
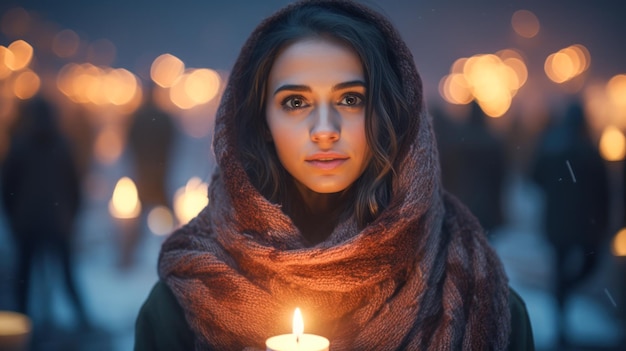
[434,101,508,237]
[123,84,175,268]
[0,96,90,331]
[529,100,610,348]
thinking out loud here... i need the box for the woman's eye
[282,96,308,110]
[340,94,363,107]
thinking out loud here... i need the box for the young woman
[135,1,534,350]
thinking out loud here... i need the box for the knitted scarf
[159,1,511,350]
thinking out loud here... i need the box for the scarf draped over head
[159,0,511,350]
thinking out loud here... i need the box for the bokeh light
[82,66,109,106]
[439,73,472,105]
[612,228,626,257]
[545,44,590,84]
[511,10,540,39]
[0,46,14,79]
[147,206,175,236]
[169,73,195,109]
[606,74,626,108]
[56,62,141,108]
[440,51,527,117]
[150,53,184,88]
[109,177,141,219]
[5,40,33,71]
[12,69,40,99]
[103,68,139,106]
[173,177,209,225]
[184,68,221,104]
[598,126,626,161]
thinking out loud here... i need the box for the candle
[266,308,329,351]
[0,311,31,351]
[109,176,142,219]
[109,176,142,267]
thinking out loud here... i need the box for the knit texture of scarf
[159,1,511,350]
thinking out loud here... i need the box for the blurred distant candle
[109,176,142,267]
[0,311,31,351]
[109,176,141,219]
[266,308,329,351]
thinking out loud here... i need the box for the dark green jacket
[135,280,534,350]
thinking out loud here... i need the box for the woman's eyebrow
[273,84,310,95]
[273,80,366,96]
[332,80,366,91]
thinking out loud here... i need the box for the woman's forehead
[267,38,364,87]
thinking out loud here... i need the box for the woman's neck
[287,180,348,245]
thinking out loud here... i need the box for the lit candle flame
[293,307,304,340]
[266,307,329,351]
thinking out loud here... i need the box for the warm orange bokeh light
[607,74,626,108]
[511,10,540,38]
[439,73,472,105]
[0,46,14,80]
[546,52,574,83]
[103,68,139,106]
[503,57,528,88]
[147,206,175,236]
[450,57,468,74]
[109,177,141,219]
[5,40,33,71]
[185,68,221,104]
[571,44,591,72]
[169,73,195,109]
[56,63,78,97]
[173,177,209,225]
[441,51,527,117]
[545,44,590,84]
[56,62,140,108]
[478,90,512,118]
[612,228,626,257]
[598,126,626,161]
[82,67,109,106]
[561,47,583,74]
[12,69,40,99]
[151,53,185,88]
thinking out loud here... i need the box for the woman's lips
[307,158,347,170]
[305,153,349,170]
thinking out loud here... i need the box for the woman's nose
[310,104,340,142]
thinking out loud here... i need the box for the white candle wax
[266,333,329,351]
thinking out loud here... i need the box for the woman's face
[265,38,371,194]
